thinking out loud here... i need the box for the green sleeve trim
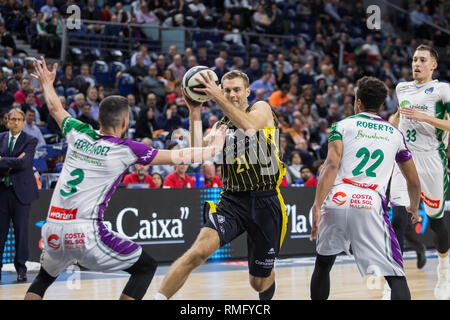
[328,122,342,142]
[62,116,98,139]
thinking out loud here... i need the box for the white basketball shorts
[317,184,405,277]
[40,219,142,277]
[390,150,448,219]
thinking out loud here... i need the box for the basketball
[182,66,219,103]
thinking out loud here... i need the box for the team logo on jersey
[424,87,434,94]
[332,192,347,206]
[399,100,411,108]
[47,234,61,250]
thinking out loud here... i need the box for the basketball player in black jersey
[155,70,287,300]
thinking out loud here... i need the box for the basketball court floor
[0,250,443,300]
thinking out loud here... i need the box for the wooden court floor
[0,251,444,300]
[0,252,437,300]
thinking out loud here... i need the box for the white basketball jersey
[396,80,450,152]
[328,112,411,200]
[47,117,159,222]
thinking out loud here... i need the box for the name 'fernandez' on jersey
[218,106,285,192]
[328,112,411,200]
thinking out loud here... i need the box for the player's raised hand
[30,56,58,86]
[194,71,222,99]
[310,204,321,241]
[181,88,202,110]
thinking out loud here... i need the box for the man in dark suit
[0,108,39,282]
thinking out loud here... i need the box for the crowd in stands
[0,0,449,189]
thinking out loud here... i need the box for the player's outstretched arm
[182,90,204,148]
[400,107,450,131]
[397,159,421,223]
[310,139,343,241]
[151,125,227,165]
[30,56,70,129]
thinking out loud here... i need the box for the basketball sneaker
[434,263,450,300]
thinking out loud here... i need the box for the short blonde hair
[221,70,250,88]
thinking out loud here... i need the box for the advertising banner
[23,188,450,263]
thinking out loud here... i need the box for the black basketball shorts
[204,189,287,278]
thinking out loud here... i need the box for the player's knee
[185,246,210,267]
[249,276,270,292]
[26,267,57,298]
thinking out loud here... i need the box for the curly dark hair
[355,76,388,113]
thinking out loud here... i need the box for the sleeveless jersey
[396,80,450,152]
[47,116,159,221]
[219,106,285,192]
[328,112,411,199]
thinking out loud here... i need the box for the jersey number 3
[352,147,384,177]
[60,169,85,197]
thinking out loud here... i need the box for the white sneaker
[434,265,450,300]
[381,282,391,300]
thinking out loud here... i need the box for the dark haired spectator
[141,65,166,108]
[123,163,157,188]
[74,64,97,90]
[134,106,158,140]
[245,58,262,84]
[163,164,195,188]
[196,47,209,66]
[311,94,328,122]
[55,63,77,94]
[151,172,164,189]
[268,83,290,109]
[21,90,45,127]
[286,150,303,184]
[167,54,186,82]
[127,93,140,128]
[14,78,42,107]
[22,109,45,148]
[0,78,14,112]
[99,3,113,21]
[0,111,7,132]
[250,71,273,100]
[274,63,289,90]
[0,22,16,55]
[77,103,99,130]
[156,103,182,133]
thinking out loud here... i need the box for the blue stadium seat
[33,158,48,172]
[118,73,135,96]
[92,60,110,84]
[110,61,127,83]
[38,145,62,160]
